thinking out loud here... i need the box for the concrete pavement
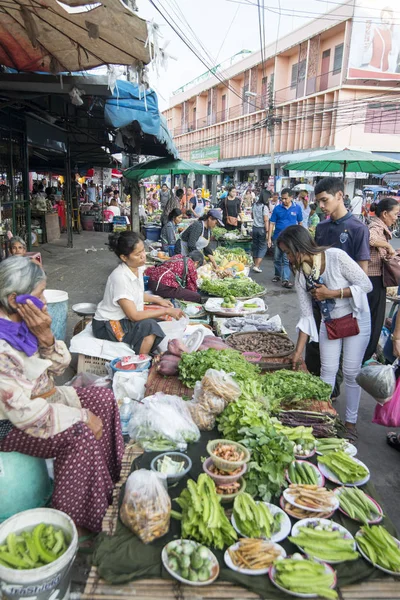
[42,231,400,531]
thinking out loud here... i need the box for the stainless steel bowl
[72,302,97,316]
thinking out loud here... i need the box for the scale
[72,302,97,335]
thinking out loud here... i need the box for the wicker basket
[77,354,109,375]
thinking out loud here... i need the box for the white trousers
[320,311,371,424]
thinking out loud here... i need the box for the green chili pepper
[22,532,39,563]
[0,551,31,569]
[32,524,57,564]
[52,530,65,556]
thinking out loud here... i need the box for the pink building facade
[163,2,400,187]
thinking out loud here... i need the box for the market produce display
[227,332,294,357]
[278,410,338,438]
[207,440,250,471]
[287,461,322,486]
[335,487,383,524]
[217,397,271,440]
[263,370,332,405]
[232,493,283,539]
[0,525,69,569]
[172,474,237,549]
[128,393,200,452]
[239,425,295,502]
[200,277,264,298]
[283,485,339,513]
[226,539,285,573]
[214,246,252,267]
[280,497,334,520]
[316,438,357,456]
[290,520,358,563]
[318,451,370,485]
[270,556,338,599]
[178,348,260,392]
[273,422,315,457]
[356,525,400,574]
[162,539,219,585]
[221,314,283,333]
[120,470,171,544]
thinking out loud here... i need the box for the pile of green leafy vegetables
[212,226,227,241]
[263,370,332,407]
[199,277,264,298]
[178,348,261,392]
[217,398,294,501]
[240,425,295,501]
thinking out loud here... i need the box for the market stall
[72,317,399,600]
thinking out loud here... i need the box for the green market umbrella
[123,157,220,180]
[285,149,400,179]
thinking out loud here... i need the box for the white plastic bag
[356,363,397,404]
[187,369,239,431]
[128,392,200,450]
[65,372,112,388]
[120,469,171,543]
[201,369,241,403]
[157,317,189,353]
[112,370,149,402]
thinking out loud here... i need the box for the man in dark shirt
[315,178,370,273]
[306,177,370,404]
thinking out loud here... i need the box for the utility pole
[266,81,280,193]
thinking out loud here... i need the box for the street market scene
[2,0,400,599]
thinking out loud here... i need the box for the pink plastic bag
[373,377,400,427]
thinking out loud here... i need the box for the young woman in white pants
[277,225,372,441]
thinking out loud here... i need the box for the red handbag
[325,313,360,340]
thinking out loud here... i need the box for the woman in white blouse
[93,231,184,355]
[277,225,372,440]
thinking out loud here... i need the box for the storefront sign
[190,146,220,162]
[288,171,368,179]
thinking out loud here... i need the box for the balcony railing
[173,101,266,136]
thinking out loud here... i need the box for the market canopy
[285,149,400,179]
[105,80,178,159]
[123,158,221,180]
[0,0,150,73]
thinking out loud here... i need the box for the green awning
[285,149,400,177]
[124,157,220,180]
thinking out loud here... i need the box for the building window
[333,44,344,74]
[365,103,400,134]
[207,100,211,115]
[291,63,298,89]
[291,61,306,89]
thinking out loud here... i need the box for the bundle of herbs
[263,370,332,409]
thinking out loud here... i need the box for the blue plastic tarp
[104,80,178,158]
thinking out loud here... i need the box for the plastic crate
[77,354,109,375]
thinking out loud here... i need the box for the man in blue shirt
[268,188,302,288]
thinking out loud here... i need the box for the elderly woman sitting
[9,236,27,256]
[0,257,124,534]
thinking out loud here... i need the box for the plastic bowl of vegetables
[202,456,247,485]
[216,477,246,504]
[162,539,219,586]
[151,452,192,485]
[206,439,251,473]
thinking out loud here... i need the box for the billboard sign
[348,0,400,80]
[190,145,220,162]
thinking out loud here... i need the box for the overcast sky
[138,0,350,109]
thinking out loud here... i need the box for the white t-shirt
[350,195,363,215]
[108,205,121,217]
[95,263,145,321]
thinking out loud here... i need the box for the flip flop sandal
[282,281,293,289]
[344,426,359,444]
[272,276,281,282]
[387,432,400,451]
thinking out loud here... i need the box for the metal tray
[72,302,97,316]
